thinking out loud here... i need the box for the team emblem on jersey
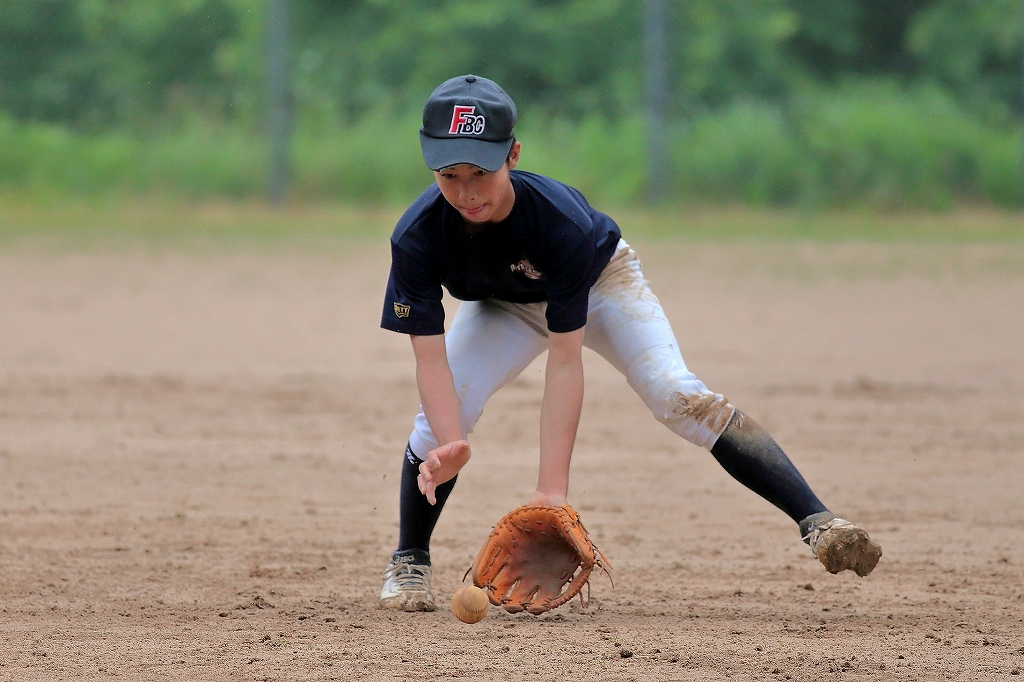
[393,302,411,318]
[449,105,486,135]
[510,259,543,280]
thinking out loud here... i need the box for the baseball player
[379,75,881,612]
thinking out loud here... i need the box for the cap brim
[420,134,514,173]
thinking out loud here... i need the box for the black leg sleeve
[396,444,458,553]
[710,411,828,524]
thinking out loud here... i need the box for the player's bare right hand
[417,439,471,505]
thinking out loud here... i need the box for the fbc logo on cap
[420,75,514,171]
[449,106,486,135]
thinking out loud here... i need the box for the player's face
[434,142,521,225]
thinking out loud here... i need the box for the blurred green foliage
[0,0,1021,206]
[0,0,239,128]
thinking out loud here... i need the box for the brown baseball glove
[470,505,610,615]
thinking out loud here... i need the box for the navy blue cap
[420,75,517,172]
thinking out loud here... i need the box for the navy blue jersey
[382,170,621,335]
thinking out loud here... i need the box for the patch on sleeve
[393,302,411,319]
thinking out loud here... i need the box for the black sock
[710,411,829,526]
[396,443,458,554]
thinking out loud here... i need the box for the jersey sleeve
[514,172,620,334]
[543,210,620,334]
[542,237,595,333]
[381,241,446,336]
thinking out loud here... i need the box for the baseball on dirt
[450,585,489,623]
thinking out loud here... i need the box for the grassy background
[2,84,1020,210]
[1,199,1021,252]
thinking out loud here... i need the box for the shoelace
[802,517,851,555]
[382,562,430,590]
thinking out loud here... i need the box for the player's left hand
[471,504,610,614]
[417,439,471,505]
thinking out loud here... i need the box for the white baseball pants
[407,239,735,458]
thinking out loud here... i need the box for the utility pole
[643,0,669,203]
[268,0,291,205]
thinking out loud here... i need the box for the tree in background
[0,0,238,130]
[0,0,1020,205]
[5,0,1020,128]
[908,0,1024,121]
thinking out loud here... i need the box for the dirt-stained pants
[407,239,735,458]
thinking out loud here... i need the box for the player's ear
[506,140,521,170]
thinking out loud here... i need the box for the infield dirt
[1,238,1022,681]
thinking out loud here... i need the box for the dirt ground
[1,237,1023,681]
